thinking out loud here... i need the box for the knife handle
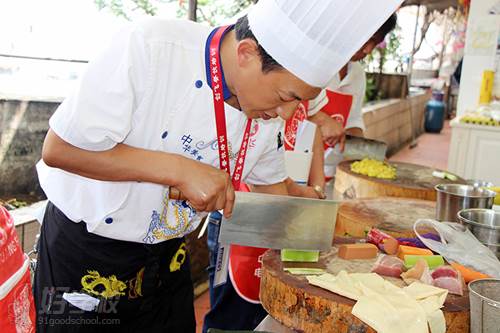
[169,187,187,201]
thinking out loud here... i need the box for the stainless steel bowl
[435,184,496,222]
[457,209,500,258]
[469,279,500,333]
[466,179,495,188]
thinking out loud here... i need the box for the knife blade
[218,192,338,251]
[343,135,387,161]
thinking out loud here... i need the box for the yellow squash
[351,158,397,180]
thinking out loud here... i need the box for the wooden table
[260,247,470,333]
[335,197,436,238]
[334,161,465,201]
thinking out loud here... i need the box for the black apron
[34,202,195,333]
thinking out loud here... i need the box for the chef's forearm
[42,129,184,186]
[346,127,364,137]
[250,181,288,195]
[307,110,327,127]
[308,130,325,189]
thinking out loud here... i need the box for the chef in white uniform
[34,1,403,332]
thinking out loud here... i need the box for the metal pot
[457,208,500,258]
[469,279,500,333]
[435,184,495,222]
[466,179,494,188]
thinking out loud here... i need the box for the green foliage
[94,0,173,20]
[364,76,381,103]
[364,76,375,103]
[95,0,255,25]
[186,0,255,26]
[363,24,402,74]
[0,198,28,210]
[385,28,401,61]
[363,24,402,103]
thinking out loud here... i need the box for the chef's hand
[174,158,235,218]
[319,117,346,151]
[308,111,346,151]
[284,177,325,199]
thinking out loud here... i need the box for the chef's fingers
[189,199,208,213]
[223,185,235,219]
[339,134,346,153]
[169,187,187,200]
[204,191,223,214]
[213,190,226,212]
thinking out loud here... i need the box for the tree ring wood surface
[334,160,466,201]
[335,197,436,238]
[260,248,470,333]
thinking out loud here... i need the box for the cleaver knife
[343,135,387,161]
[218,192,338,251]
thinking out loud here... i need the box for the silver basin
[435,184,495,222]
[466,179,495,188]
[469,279,500,333]
[457,209,500,258]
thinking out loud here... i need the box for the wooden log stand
[334,161,465,201]
[260,248,470,333]
[335,197,436,238]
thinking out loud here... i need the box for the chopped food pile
[0,198,28,210]
[460,112,500,126]
[432,170,457,181]
[350,158,396,180]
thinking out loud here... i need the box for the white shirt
[334,62,366,131]
[37,19,286,243]
[307,62,367,176]
[307,62,365,129]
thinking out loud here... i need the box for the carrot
[396,245,433,260]
[450,262,490,283]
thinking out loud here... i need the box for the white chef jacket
[334,62,366,131]
[37,19,287,244]
[307,62,365,129]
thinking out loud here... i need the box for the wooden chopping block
[334,160,465,201]
[260,248,470,333]
[335,197,436,238]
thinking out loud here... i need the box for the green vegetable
[432,170,457,181]
[284,268,325,275]
[404,255,444,269]
[281,249,320,262]
[443,172,457,181]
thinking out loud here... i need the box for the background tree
[412,7,436,57]
[364,26,402,74]
[94,0,173,20]
[94,0,257,26]
[178,0,256,26]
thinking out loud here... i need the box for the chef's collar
[205,25,234,101]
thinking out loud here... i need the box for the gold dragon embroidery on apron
[170,242,187,272]
[127,267,145,299]
[81,270,127,298]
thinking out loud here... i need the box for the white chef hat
[248,0,403,88]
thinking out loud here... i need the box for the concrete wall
[363,91,430,155]
[0,98,60,197]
